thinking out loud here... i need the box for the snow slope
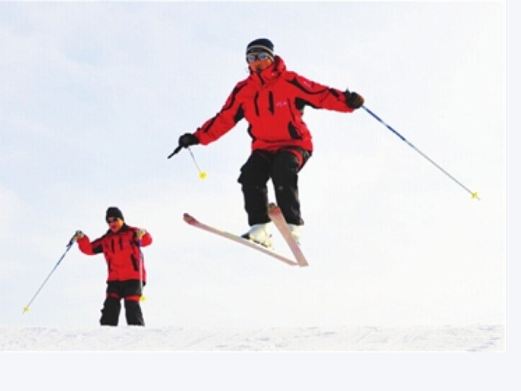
[0,324,503,352]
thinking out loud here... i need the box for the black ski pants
[100,280,145,326]
[238,148,310,226]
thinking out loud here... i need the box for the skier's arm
[289,73,363,112]
[76,235,103,256]
[193,81,246,145]
[135,229,153,247]
[140,231,152,246]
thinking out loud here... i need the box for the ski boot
[242,223,272,248]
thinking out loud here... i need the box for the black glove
[344,89,364,109]
[178,133,199,148]
[168,133,199,159]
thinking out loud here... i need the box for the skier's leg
[271,149,310,226]
[123,280,145,326]
[238,151,272,225]
[100,282,122,326]
[124,300,145,326]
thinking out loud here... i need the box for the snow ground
[0,324,504,352]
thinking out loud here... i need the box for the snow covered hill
[0,324,504,352]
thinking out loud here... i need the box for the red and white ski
[267,203,309,267]
[183,213,299,267]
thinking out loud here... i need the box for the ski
[183,213,299,267]
[267,203,310,267]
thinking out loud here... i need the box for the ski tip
[268,203,281,214]
[183,213,196,224]
[22,306,30,314]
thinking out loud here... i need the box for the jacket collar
[249,55,286,85]
[105,223,130,235]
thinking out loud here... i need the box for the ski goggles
[246,52,273,63]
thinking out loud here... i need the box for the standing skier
[74,207,152,326]
[174,38,364,247]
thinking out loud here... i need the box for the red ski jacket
[193,56,354,152]
[77,225,152,282]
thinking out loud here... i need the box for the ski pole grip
[67,232,79,247]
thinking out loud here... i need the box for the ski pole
[167,145,182,159]
[167,146,208,180]
[23,233,77,314]
[135,235,147,302]
[187,147,208,180]
[362,105,480,200]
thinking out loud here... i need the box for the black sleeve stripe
[234,105,244,123]
[222,82,247,111]
[247,125,256,141]
[295,97,317,110]
[329,88,340,98]
[202,82,247,134]
[287,78,328,95]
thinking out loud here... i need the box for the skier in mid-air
[74,207,152,326]
[174,38,364,248]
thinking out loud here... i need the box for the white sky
[0,1,506,331]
